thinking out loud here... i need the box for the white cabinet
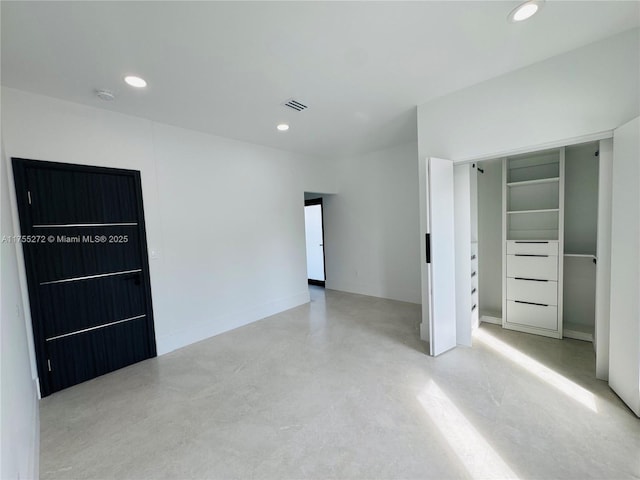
[502,150,564,338]
[504,241,560,333]
[499,142,608,342]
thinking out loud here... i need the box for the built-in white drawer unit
[507,300,558,331]
[506,254,558,281]
[506,277,557,306]
[507,240,558,256]
[503,152,564,338]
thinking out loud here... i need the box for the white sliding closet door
[420,157,457,356]
[609,117,640,416]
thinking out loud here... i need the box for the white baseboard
[156,290,310,355]
[480,315,502,325]
[324,281,421,305]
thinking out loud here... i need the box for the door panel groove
[33,222,138,228]
[39,268,142,286]
[45,314,147,342]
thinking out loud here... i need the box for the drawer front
[507,241,559,256]
[506,255,558,281]
[507,300,558,331]
[507,278,558,306]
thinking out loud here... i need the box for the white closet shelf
[506,177,560,187]
[507,208,559,214]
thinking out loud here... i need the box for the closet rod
[472,163,484,174]
[564,253,597,264]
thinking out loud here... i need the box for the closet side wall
[563,144,599,336]
[595,139,613,379]
[478,158,502,320]
[564,145,599,254]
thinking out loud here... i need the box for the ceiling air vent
[282,98,308,112]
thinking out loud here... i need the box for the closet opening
[473,139,610,377]
[563,143,599,342]
[476,158,503,325]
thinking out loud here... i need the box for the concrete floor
[40,287,640,479]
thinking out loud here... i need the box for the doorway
[12,158,156,397]
[304,198,326,287]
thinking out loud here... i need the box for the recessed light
[508,0,543,22]
[277,124,289,132]
[124,75,147,88]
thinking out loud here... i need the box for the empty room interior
[1,1,640,479]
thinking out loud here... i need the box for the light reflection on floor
[418,379,520,480]
[474,328,598,413]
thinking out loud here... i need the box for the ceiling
[2,1,638,157]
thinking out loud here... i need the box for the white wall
[1,88,337,362]
[417,28,640,162]
[1,143,39,480]
[324,142,421,304]
[477,158,503,319]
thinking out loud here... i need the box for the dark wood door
[12,158,156,396]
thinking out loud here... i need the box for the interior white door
[424,157,457,356]
[304,204,325,281]
[609,117,640,416]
